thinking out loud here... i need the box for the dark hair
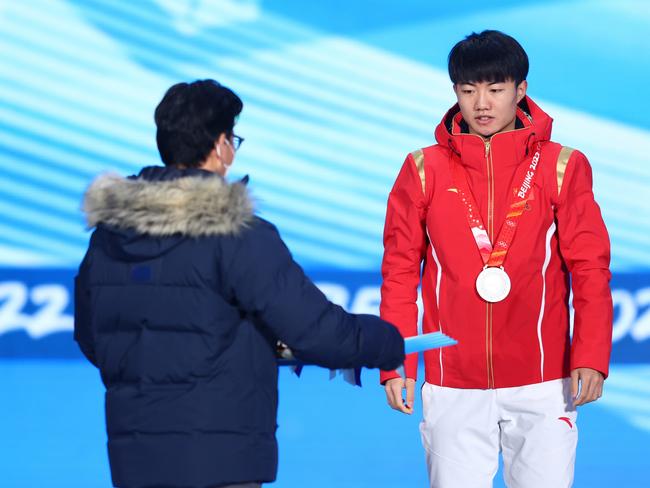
[154,79,243,167]
[448,30,529,86]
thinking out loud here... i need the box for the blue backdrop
[1,0,648,486]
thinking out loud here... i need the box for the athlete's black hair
[448,30,529,86]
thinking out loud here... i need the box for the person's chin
[470,126,494,138]
[470,120,505,139]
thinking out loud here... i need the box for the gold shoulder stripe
[411,149,425,194]
[556,146,574,197]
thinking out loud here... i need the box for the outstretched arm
[222,219,405,371]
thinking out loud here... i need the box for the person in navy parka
[73,79,405,488]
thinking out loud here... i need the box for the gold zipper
[462,122,530,389]
[484,138,495,389]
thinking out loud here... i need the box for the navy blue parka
[74,166,405,488]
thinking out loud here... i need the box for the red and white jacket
[380,96,613,389]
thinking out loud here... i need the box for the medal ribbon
[453,142,542,267]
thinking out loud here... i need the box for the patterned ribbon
[452,142,542,268]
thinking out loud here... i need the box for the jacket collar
[434,96,553,172]
[82,166,254,237]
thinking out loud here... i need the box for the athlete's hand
[571,367,604,406]
[385,377,416,414]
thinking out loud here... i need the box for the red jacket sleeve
[555,150,613,378]
[379,153,428,384]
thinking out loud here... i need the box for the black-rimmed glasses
[231,134,244,151]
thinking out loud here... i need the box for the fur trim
[83,173,254,237]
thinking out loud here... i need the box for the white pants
[419,378,577,488]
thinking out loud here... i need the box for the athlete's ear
[516,80,528,103]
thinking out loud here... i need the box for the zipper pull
[484,140,491,158]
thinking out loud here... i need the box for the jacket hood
[434,96,553,169]
[82,166,254,261]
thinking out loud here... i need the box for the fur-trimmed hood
[83,166,254,237]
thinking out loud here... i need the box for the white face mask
[215,141,233,175]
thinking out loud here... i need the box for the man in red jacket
[380,30,612,488]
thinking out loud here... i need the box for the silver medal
[476,266,511,303]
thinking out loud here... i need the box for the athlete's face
[454,79,527,139]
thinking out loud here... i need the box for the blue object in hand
[404,331,457,354]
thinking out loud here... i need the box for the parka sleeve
[222,219,405,371]
[555,150,613,378]
[379,153,428,384]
